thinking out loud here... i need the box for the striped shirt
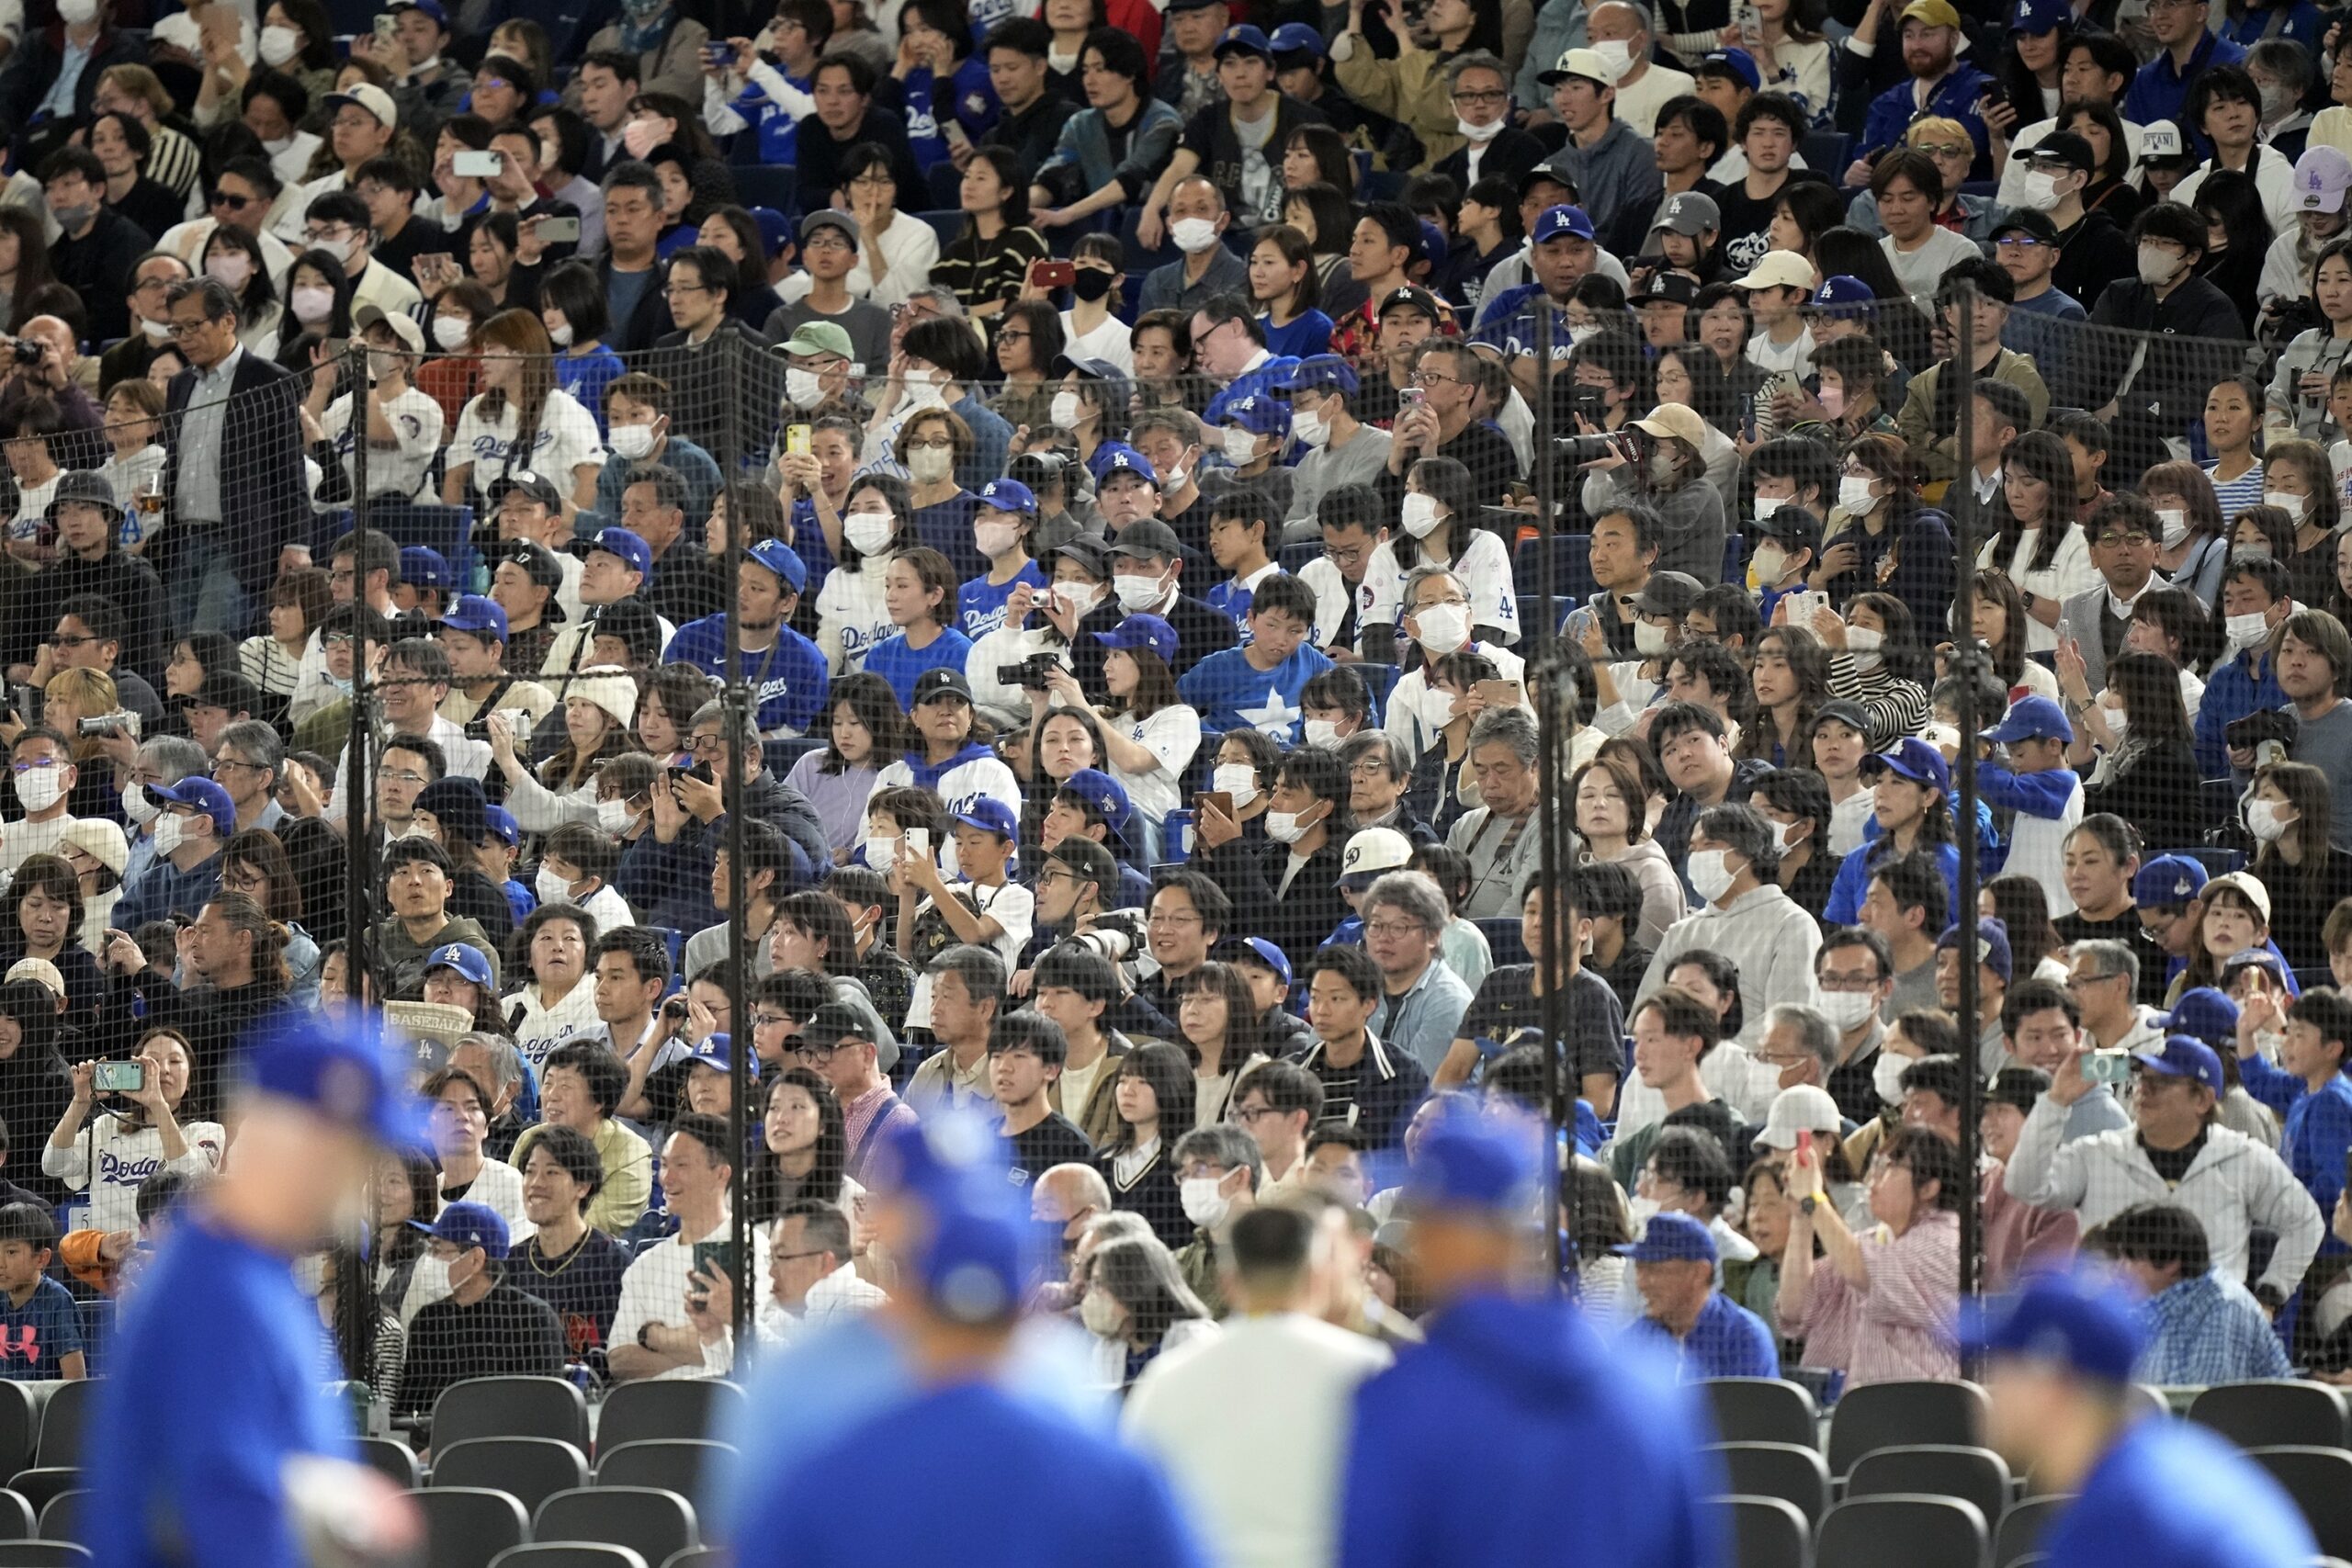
[1790,1208,1960,1388]
[2204,457,2266,521]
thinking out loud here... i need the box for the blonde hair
[44,668,116,761]
[1905,117,1971,148]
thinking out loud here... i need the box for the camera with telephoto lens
[1063,909,1146,963]
[997,651,1063,692]
[79,710,139,739]
[2226,708,2298,767]
[1555,426,1647,468]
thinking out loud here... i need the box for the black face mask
[1070,267,1114,302]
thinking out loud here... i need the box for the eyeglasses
[1364,919,1428,938]
[8,761,56,774]
[206,190,252,209]
[2094,530,2154,547]
[164,319,212,338]
[1915,143,1972,160]
[789,1041,839,1062]
[211,758,266,774]
[685,735,725,754]
[380,770,428,786]
[1411,370,1460,387]
[662,281,709,296]
[49,633,95,649]
[1232,1104,1280,1122]
[1451,88,1507,106]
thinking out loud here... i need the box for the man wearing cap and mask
[767,209,894,386]
[2001,130,2135,314]
[394,1200,566,1436]
[490,537,568,676]
[87,1015,428,1568]
[1337,1117,1724,1566]
[1992,208,2086,382]
[1847,0,1992,184]
[665,537,830,737]
[1971,1269,2315,1568]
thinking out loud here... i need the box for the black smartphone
[688,1239,737,1306]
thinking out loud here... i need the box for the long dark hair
[1739,625,1831,762]
[1813,227,1933,369]
[824,671,914,774]
[751,1066,848,1223]
[1972,570,2030,688]
[1992,430,2077,573]
[1110,1041,1195,1153]
[2106,649,2193,750]
[1984,874,2060,980]
[1849,590,1931,685]
[1176,960,1265,1066]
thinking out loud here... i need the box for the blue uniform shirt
[1177,641,1336,741]
[0,1276,80,1379]
[959,562,1048,641]
[1340,1291,1725,1568]
[2039,1416,2314,1568]
[86,1217,354,1568]
[1860,62,1995,169]
[1261,310,1335,359]
[1628,1290,1779,1381]
[666,613,832,734]
[864,628,978,709]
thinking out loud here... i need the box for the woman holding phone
[45,1025,224,1234]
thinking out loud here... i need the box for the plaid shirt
[2137,1270,2290,1386]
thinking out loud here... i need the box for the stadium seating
[660,1551,725,1568]
[432,1377,593,1454]
[360,1437,424,1490]
[1846,1447,2012,1533]
[30,1387,88,1472]
[536,1488,700,1567]
[728,165,797,216]
[0,1544,88,1565]
[0,1391,38,1485]
[0,1490,34,1541]
[594,1382,745,1456]
[1815,1495,1989,1568]
[1825,1382,1989,1477]
[1704,1377,1822,1450]
[593,1441,733,1516]
[2188,1382,2350,1450]
[29,1495,76,1547]
[1716,1495,1809,1568]
[2247,1448,2352,1559]
[409,1486,531,1568]
[1475,915,1531,967]
[488,1548,650,1568]
[433,1438,593,1514]
[1708,1442,1830,1530]
[4,1475,74,1521]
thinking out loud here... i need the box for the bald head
[1034,1162,1112,1224]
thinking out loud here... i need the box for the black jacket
[0,23,145,141]
[791,107,926,222]
[1432,129,1550,195]
[51,209,147,343]
[1204,832,1348,975]
[24,548,167,676]
[160,347,310,598]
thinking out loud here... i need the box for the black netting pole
[723,339,752,1348]
[1951,282,1984,1356]
[343,337,374,1380]
[1532,307,1574,1288]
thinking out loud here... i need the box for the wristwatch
[1798,1195,1818,1217]
[638,1323,656,1349]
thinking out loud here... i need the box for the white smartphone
[905,827,931,858]
[452,151,503,178]
[1784,589,1824,630]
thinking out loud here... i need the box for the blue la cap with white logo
[1060,767,1132,833]
[1222,393,1291,437]
[1090,614,1178,662]
[1094,444,1160,489]
[424,942,493,990]
[591,526,651,578]
[744,537,808,592]
[1532,205,1596,243]
[977,479,1038,515]
[1274,354,1360,398]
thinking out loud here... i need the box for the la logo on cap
[2174,876,2195,897]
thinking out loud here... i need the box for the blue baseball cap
[1962,1267,2143,1384]
[1219,936,1293,989]
[1214,23,1273,60]
[1091,614,1178,662]
[1937,918,2013,985]
[977,479,1038,516]
[1814,274,1876,310]
[1404,1120,1542,1213]
[2132,852,2209,908]
[749,205,793,256]
[1532,204,1596,244]
[2165,987,2242,1048]
[439,593,508,643]
[1058,767,1133,835]
[1419,219,1447,269]
[401,545,452,592]
[424,942,493,990]
[1860,736,1951,795]
[744,536,808,592]
[148,776,234,836]
[951,797,1019,840]
[419,1199,510,1259]
[387,0,447,23]
[243,1010,423,1147]
[1274,354,1359,398]
[2132,1034,2226,1094]
[1095,444,1160,489]
[1270,21,1326,55]
[591,526,652,578]
[686,1032,758,1080]
[1983,694,2075,745]
[1221,392,1291,438]
[1614,1211,1719,1264]
[2010,0,2071,32]
[1699,47,1761,88]
[482,804,520,848]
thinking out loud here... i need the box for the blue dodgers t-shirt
[865,628,978,708]
[959,562,1047,641]
[665,614,831,734]
[1177,641,1335,742]
[0,1276,79,1379]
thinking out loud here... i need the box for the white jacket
[1635,883,1823,1047]
[2003,1093,2322,1298]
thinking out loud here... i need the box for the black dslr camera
[997,652,1062,692]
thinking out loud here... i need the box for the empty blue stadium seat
[1355,661,1399,721]
[915,209,963,249]
[1721,531,1745,583]
[1476,916,1530,966]
[727,164,797,215]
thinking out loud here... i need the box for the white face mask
[1753,543,1788,582]
[1292,407,1330,447]
[1589,38,1633,79]
[974,520,1021,559]
[1686,847,1737,904]
[1455,114,1504,142]
[1304,718,1341,748]
[1838,474,1877,515]
[904,370,948,410]
[433,316,470,352]
[2265,490,2308,522]
[1634,619,1670,655]
[205,253,254,290]
[1080,1289,1124,1337]
[2018,170,2062,212]
[846,512,898,556]
[1056,581,1104,617]
[289,285,334,325]
[1873,1046,1912,1107]
[548,321,575,348]
[610,422,657,461]
[2100,704,2130,741]
[595,797,639,835]
[786,367,825,410]
[1753,494,1789,525]
[1771,818,1805,852]
[151,813,185,858]
[121,782,158,825]
[859,832,901,869]
[57,0,96,24]
[140,317,172,342]
[260,23,301,64]
[1211,761,1258,807]
[12,766,65,814]
[1846,626,1883,670]
[1179,1175,1230,1228]
[1170,217,1221,254]
[2248,797,2294,841]
[1265,808,1314,844]
[1400,492,1444,538]
[2227,609,2272,649]
[1413,601,1470,655]
[1818,987,1879,1033]
[908,446,955,485]
[534,864,575,906]
[1049,390,1085,429]
[1223,428,1261,464]
[2137,243,2182,288]
[1115,571,1168,612]
[2156,506,2189,548]
[1161,453,1192,492]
